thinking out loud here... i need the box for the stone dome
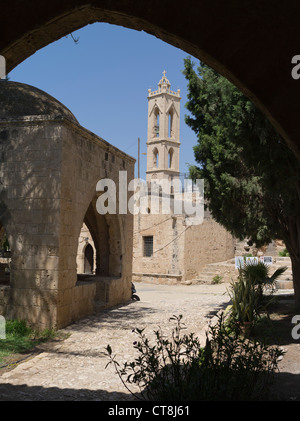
[0,81,78,123]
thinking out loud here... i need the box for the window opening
[143,236,153,257]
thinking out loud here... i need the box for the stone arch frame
[2,1,300,160]
[78,196,124,279]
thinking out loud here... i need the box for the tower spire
[146,72,181,184]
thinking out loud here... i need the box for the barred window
[143,236,153,257]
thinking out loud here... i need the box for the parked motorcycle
[131,283,140,301]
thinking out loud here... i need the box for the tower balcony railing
[148,88,180,97]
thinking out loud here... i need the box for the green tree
[183,58,300,308]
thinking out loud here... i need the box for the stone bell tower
[146,71,181,185]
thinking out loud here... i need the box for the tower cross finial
[163,70,166,77]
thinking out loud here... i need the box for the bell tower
[146,71,181,185]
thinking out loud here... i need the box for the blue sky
[9,23,198,178]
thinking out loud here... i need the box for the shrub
[105,314,283,401]
[197,315,283,401]
[228,262,288,328]
[228,276,261,324]
[279,248,289,257]
[212,275,222,284]
[6,320,32,336]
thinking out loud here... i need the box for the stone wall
[132,213,185,282]
[0,115,135,329]
[132,210,235,284]
[183,216,235,281]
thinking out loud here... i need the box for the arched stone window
[168,147,174,168]
[153,147,159,168]
[152,107,160,138]
[168,111,174,138]
[84,243,94,274]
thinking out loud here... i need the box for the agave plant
[228,262,287,329]
[228,277,261,324]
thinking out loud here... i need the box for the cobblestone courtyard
[0,282,230,401]
[0,282,299,401]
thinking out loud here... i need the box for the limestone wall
[132,210,235,284]
[132,212,185,283]
[183,216,235,281]
[0,119,64,327]
[0,116,135,329]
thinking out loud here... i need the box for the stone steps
[195,256,294,290]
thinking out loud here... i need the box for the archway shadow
[271,372,300,401]
[0,382,136,401]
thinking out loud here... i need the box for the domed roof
[0,81,78,123]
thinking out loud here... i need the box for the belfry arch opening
[168,147,174,169]
[168,111,173,138]
[152,108,160,138]
[153,147,159,168]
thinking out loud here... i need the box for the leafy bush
[197,315,283,401]
[212,275,222,284]
[105,314,283,401]
[228,262,287,327]
[279,248,289,257]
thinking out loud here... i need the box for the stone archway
[1,1,300,160]
[79,198,124,278]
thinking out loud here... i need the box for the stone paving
[0,282,230,401]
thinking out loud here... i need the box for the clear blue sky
[9,23,198,178]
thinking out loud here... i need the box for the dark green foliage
[106,315,283,401]
[182,58,300,306]
[197,314,283,401]
[6,320,31,336]
[228,262,287,326]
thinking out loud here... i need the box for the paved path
[0,282,230,401]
